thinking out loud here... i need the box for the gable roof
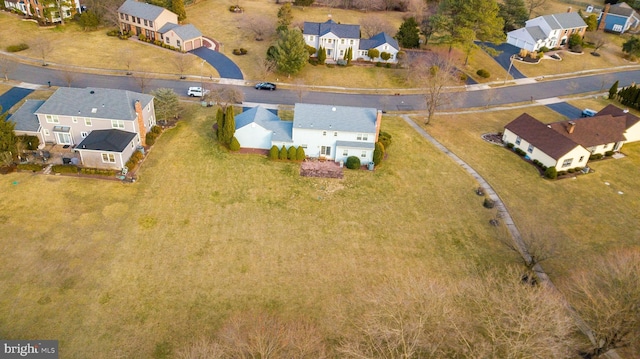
[303,19,360,39]
[609,2,639,18]
[158,23,201,39]
[596,104,640,129]
[77,129,136,152]
[504,113,582,160]
[35,87,153,121]
[549,116,627,147]
[8,100,44,132]
[293,103,377,133]
[359,32,399,50]
[235,106,293,142]
[118,0,173,21]
[540,12,587,29]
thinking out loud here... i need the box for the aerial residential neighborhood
[1,0,640,358]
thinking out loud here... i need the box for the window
[515,136,521,145]
[125,14,129,21]
[102,153,116,163]
[85,118,92,126]
[579,156,584,162]
[322,131,327,136]
[340,50,344,56]
[81,131,88,138]
[343,149,348,156]
[321,146,331,156]
[176,40,181,48]
[149,21,153,27]
[327,39,332,44]
[356,133,368,141]
[144,19,148,26]
[341,39,345,44]
[309,36,314,41]
[136,17,141,24]
[349,39,354,45]
[301,144,307,148]
[562,158,573,168]
[334,131,338,137]
[45,115,59,124]
[165,37,170,44]
[120,13,124,20]
[527,144,534,153]
[112,120,125,129]
[361,151,366,158]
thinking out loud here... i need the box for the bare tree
[526,0,548,18]
[353,0,385,12]
[176,338,225,359]
[120,48,135,75]
[172,53,191,79]
[205,85,244,109]
[241,14,276,41]
[132,70,154,93]
[360,14,396,38]
[84,0,123,30]
[412,53,458,124]
[58,69,77,87]
[564,249,640,357]
[587,31,608,55]
[495,224,557,281]
[32,38,54,66]
[293,79,308,103]
[0,56,17,81]
[255,58,276,79]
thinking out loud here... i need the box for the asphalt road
[6,61,640,112]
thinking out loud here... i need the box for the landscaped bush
[514,148,526,156]
[269,145,279,160]
[345,156,360,169]
[570,44,583,53]
[80,168,117,176]
[229,5,243,12]
[476,69,490,78]
[232,48,248,56]
[309,58,319,66]
[106,29,120,37]
[326,63,335,68]
[483,197,495,208]
[375,62,383,67]
[539,46,550,53]
[590,153,604,160]
[568,168,575,173]
[378,131,392,149]
[229,136,240,151]
[18,135,39,150]
[558,171,567,176]
[296,146,305,161]
[544,167,557,179]
[146,132,158,146]
[17,163,43,172]
[6,43,29,52]
[125,150,144,171]
[279,145,288,160]
[459,72,468,81]
[52,165,78,174]
[373,142,385,166]
[151,125,163,135]
[506,142,514,149]
[605,150,614,157]
[287,146,297,160]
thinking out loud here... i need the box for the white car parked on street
[187,87,209,97]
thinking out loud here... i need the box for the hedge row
[80,168,117,176]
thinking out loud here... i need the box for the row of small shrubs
[232,48,248,55]
[6,43,29,52]
[476,69,491,78]
[269,145,306,161]
[145,125,163,146]
[17,163,43,172]
[80,168,117,176]
[107,29,133,40]
[514,148,527,156]
[52,164,78,174]
[125,150,144,171]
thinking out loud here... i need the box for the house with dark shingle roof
[235,103,382,163]
[506,10,587,51]
[76,130,138,170]
[587,2,640,34]
[118,0,204,51]
[303,19,399,63]
[503,105,640,172]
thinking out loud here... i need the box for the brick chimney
[567,121,576,134]
[135,100,146,146]
[374,110,382,142]
[567,6,572,12]
[598,4,610,31]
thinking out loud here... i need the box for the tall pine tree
[221,106,236,146]
[274,29,308,76]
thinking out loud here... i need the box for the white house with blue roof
[303,19,399,63]
[235,103,381,164]
[506,10,587,51]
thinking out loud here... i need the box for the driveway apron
[480,42,527,80]
[190,47,244,80]
[0,87,34,116]
[546,102,583,118]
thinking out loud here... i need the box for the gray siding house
[76,129,138,170]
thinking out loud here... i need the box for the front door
[56,132,72,145]
[321,146,331,157]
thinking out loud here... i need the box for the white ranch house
[506,10,587,51]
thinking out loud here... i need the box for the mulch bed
[300,161,343,179]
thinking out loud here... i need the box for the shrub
[558,171,567,176]
[385,63,391,68]
[296,146,305,161]
[570,44,583,53]
[378,131,392,149]
[240,48,248,55]
[80,168,116,176]
[476,69,490,78]
[515,148,526,156]
[107,29,120,36]
[269,145,279,160]
[483,197,495,209]
[373,142,385,166]
[18,135,39,150]
[539,46,550,53]
[138,33,147,42]
[309,58,319,66]
[589,153,604,160]
[506,142,514,149]
[345,156,361,169]
[6,43,29,52]
[568,168,575,173]
[279,145,288,160]
[229,136,240,151]
[306,45,316,55]
[17,163,43,172]
[52,165,78,174]
[336,59,347,66]
[287,146,297,160]
[459,72,468,82]
[146,132,158,146]
[605,150,614,157]
[151,125,163,135]
[544,167,557,179]
[232,49,241,55]
[375,62,383,67]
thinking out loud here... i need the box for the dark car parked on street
[255,82,276,91]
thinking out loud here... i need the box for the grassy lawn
[415,101,640,285]
[0,103,515,357]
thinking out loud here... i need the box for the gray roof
[293,103,378,133]
[8,100,44,132]
[359,32,399,50]
[303,20,360,39]
[118,0,172,21]
[159,23,202,40]
[158,22,179,33]
[77,129,136,152]
[541,12,587,29]
[35,87,153,121]
[335,140,375,149]
[525,26,547,41]
[236,106,293,142]
[609,2,639,18]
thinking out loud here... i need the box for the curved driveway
[190,47,243,80]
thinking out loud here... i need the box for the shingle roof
[609,2,638,17]
[171,24,202,40]
[235,106,293,143]
[158,22,179,33]
[293,103,377,133]
[504,113,582,160]
[118,0,172,21]
[359,32,399,50]
[77,129,136,152]
[8,100,44,132]
[335,140,375,149]
[541,12,587,29]
[596,104,640,129]
[526,26,547,41]
[303,20,360,39]
[35,87,153,121]
[549,115,627,146]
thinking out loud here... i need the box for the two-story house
[303,19,399,63]
[117,0,204,51]
[235,103,382,164]
[506,10,587,51]
[585,2,640,34]
[10,87,155,170]
[4,0,80,22]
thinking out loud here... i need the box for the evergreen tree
[498,0,528,32]
[293,0,314,6]
[221,106,236,146]
[373,142,385,165]
[288,146,297,160]
[277,2,292,32]
[396,17,421,48]
[229,136,240,151]
[346,47,353,64]
[318,46,327,64]
[622,37,640,57]
[269,145,279,160]
[274,29,308,76]
[279,145,288,160]
[609,80,619,100]
[78,10,100,31]
[215,108,224,139]
[0,107,16,155]
[296,146,306,161]
[171,0,186,22]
